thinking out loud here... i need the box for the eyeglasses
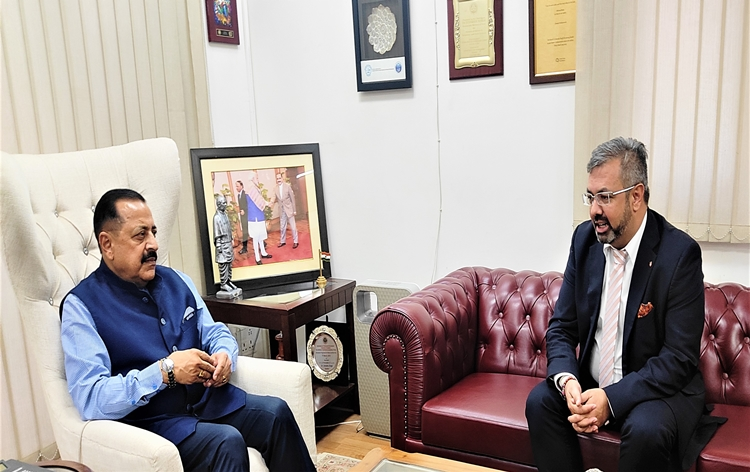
[582,185,636,206]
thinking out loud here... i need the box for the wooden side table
[204,278,359,414]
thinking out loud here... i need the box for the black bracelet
[167,370,176,389]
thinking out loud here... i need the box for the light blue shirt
[61,269,239,421]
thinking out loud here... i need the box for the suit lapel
[622,210,659,357]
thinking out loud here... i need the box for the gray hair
[587,137,650,204]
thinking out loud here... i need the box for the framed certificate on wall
[528,0,576,84]
[352,0,413,91]
[448,0,504,80]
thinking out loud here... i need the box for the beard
[594,204,632,245]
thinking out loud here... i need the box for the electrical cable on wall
[430,0,444,284]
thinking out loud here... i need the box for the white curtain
[573,0,749,244]
[0,0,212,460]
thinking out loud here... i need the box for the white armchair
[0,139,316,471]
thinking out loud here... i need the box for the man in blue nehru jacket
[60,189,315,472]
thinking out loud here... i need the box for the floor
[315,410,390,460]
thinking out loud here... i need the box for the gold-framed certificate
[306,325,344,382]
[528,0,576,84]
[448,0,504,80]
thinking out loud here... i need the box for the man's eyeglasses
[582,185,636,206]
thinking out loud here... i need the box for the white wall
[205,1,749,288]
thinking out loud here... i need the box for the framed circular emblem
[306,325,344,382]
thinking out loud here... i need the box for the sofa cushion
[422,373,541,465]
[697,404,750,472]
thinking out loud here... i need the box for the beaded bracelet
[561,376,575,398]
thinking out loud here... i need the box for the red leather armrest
[370,268,480,446]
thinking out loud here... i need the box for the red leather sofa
[369,267,749,471]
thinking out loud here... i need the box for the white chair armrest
[231,356,317,460]
[80,419,183,471]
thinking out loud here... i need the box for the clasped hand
[168,348,232,388]
[563,379,610,433]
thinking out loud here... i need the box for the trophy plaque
[306,325,344,382]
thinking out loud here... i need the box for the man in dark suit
[526,137,709,471]
[235,180,249,254]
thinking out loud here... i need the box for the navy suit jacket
[546,209,706,461]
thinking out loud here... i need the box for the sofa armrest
[80,419,182,471]
[231,356,317,460]
[369,267,481,449]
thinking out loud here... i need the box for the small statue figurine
[213,194,242,299]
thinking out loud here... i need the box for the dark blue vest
[68,262,246,444]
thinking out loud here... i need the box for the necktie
[599,247,627,388]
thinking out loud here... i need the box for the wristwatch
[160,358,176,389]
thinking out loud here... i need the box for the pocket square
[183,307,195,322]
[637,302,653,318]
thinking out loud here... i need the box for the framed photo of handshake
[190,143,331,296]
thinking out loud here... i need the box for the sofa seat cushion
[422,373,542,465]
[697,404,750,472]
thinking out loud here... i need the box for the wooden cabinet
[204,278,359,414]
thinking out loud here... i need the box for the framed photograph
[190,144,330,296]
[528,0,576,84]
[205,0,240,45]
[352,0,412,91]
[448,0,504,80]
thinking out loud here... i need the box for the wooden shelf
[313,382,357,413]
[204,278,359,416]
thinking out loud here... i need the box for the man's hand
[204,351,232,388]
[567,387,610,434]
[169,348,216,385]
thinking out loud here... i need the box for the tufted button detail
[54,210,59,217]
[509,344,514,350]
[91,205,96,212]
[160,318,166,325]
[142,297,149,303]
[744,337,749,344]
[172,346,178,352]
[498,312,503,319]
[536,349,542,355]
[48,298,54,306]
[525,315,530,320]
[83,247,88,255]
[709,334,715,341]
[722,373,729,380]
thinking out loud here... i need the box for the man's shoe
[256,260,262,265]
[293,243,299,249]
[278,242,286,247]
[239,248,247,254]
[262,254,273,259]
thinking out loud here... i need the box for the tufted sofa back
[0,138,181,461]
[472,268,562,377]
[701,282,750,406]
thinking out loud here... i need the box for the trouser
[176,393,315,472]
[279,212,298,244]
[525,380,680,472]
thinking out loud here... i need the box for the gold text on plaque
[454,0,495,69]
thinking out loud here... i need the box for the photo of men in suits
[526,137,720,471]
[270,172,298,249]
[234,180,249,255]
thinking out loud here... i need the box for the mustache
[594,214,609,224]
[141,250,158,263]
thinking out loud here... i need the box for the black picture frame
[190,144,330,296]
[352,0,413,91]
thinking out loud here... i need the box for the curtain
[0,0,212,459]
[573,0,749,243]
